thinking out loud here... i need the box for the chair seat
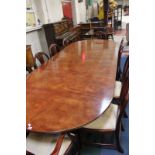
[114,81,122,98]
[83,104,119,130]
[27,133,71,155]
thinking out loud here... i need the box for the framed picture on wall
[78,0,83,2]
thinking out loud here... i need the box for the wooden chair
[105,26,114,40]
[26,66,33,74]
[94,26,114,40]
[63,38,70,47]
[49,44,59,58]
[116,38,125,80]
[26,132,78,155]
[78,75,129,153]
[94,31,106,39]
[34,52,49,66]
[114,56,129,99]
[114,56,129,119]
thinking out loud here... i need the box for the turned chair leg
[115,131,124,153]
[75,131,82,155]
[78,133,81,155]
[68,132,81,155]
[124,110,128,118]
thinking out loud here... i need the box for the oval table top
[26,39,119,133]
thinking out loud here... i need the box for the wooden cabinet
[114,5,122,30]
[26,45,35,67]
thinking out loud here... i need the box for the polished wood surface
[26,45,35,67]
[26,39,119,133]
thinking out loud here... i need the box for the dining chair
[116,38,125,80]
[77,75,129,153]
[34,52,49,66]
[105,26,114,40]
[114,56,129,120]
[49,44,59,58]
[114,55,129,99]
[26,132,78,155]
[26,66,33,74]
[94,31,106,39]
[63,38,70,47]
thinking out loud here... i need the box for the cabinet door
[26,45,35,67]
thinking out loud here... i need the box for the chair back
[118,38,124,63]
[63,38,70,47]
[116,75,129,131]
[94,31,104,39]
[26,66,33,74]
[120,72,129,103]
[116,38,124,80]
[51,134,65,155]
[121,56,129,83]
[106,26,114,34]
[35,52,49,66]
[49,44,58,57]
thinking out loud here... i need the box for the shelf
[26,25,42,33]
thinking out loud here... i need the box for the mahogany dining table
[26,39,119,134]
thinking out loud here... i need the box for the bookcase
[114,5,122,30]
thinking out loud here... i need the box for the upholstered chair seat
[84,104,119,130]
[27,133,71,155]
[114,81,122,98]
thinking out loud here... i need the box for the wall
[44,0,64,23]
[26,28,49,56]
[71,0,86,25]
[71,0,79,25]
[33,0,45,24]
[26,0,64,56]
[33,0,64,24]
[78,0,86,23]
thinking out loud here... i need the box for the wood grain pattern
[26,45,35,67]
[26,39,119,133]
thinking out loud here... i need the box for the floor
[80,15,129,155]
